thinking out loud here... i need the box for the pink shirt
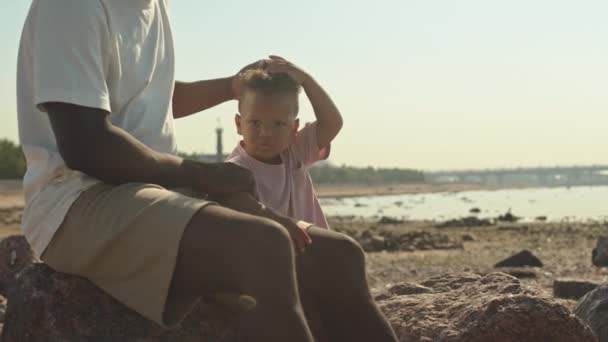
[226,122,330,229]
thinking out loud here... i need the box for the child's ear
[235,113,243,135]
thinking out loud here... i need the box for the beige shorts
[41,182,214,327]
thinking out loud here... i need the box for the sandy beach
[1,179,605,312]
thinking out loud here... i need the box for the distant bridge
[426,165,608,186]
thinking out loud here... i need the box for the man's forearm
[217,193,302,230]
[172,78,234,119]
[68,123,193,187]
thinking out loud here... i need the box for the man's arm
[45,102,254,195]
[172,78,234,119]
[172,60,267,119]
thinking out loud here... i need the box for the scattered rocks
[497,210,521,223]
[592,236,608,267]
[554,279,601,300]
[0,207,22,226]
[461,233,476,242]
[359,232,388,252]
[358,230,462,253]
[574,284,608,341]
[435,216,492,228]
[498,225,529,232]
[380,272,597,342]
[377,216,404,225]
[494,249,543,268]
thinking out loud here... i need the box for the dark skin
[44,71,397,342]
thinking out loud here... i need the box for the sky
[1,0,607,171]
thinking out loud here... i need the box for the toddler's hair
[241,69,301,96]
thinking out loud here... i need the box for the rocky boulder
[2,263,237,342]
[379,272,597,342]
[0,235,34,296]
[574,283,608,341]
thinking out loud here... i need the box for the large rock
[554,279,601,300]
[2,263,237,342]
[494,249,543,268]
[0,235,34,296]
[575,284,608,341]
[0,255,597,341]
[379,272,597,342]
[592,237,608,267]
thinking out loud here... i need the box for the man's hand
[184,160,256,197]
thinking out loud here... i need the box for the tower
[215,119,223,162]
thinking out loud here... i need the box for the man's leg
[165,204,314,342]
[298,227,398,342]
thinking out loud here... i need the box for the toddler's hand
[266,55,310,86]
[231,59,267,99]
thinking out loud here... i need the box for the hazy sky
[1,0,607,170]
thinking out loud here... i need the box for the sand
[1,179,604,309]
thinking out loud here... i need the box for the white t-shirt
[17,0,176,258]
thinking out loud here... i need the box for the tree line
[309,164,425,184]
[0,139,26,179]
[0,139,425,184]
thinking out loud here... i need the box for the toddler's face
[236,91,299,164]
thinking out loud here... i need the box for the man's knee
[248,217,294,260]
[312,231,366,269]
[334,233,366,265]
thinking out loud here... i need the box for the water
[320,185,608,222]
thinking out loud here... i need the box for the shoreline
[0,181,600,206]
[315,183,532,199]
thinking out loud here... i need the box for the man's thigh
[167,204,295,299]
[296,227,366,294]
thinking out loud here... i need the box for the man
[17,1,397,341]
